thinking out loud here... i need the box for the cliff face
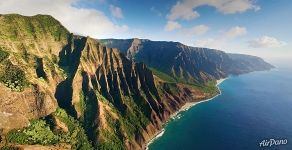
[0,14,213,150]
[55,35,212,149]
[0,14,68,132]
[228,53,274,73]
[101,39,274,83]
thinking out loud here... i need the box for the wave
[146,129,165,150]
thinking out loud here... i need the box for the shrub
[0,61,28,91]
[0,146,18,150]
[7,120,58,145]
[6,108,93,149]
[0,48,9,62]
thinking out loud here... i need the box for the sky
[0,0,291,60]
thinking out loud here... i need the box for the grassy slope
[150,67,218,95]
[0,14,68,41]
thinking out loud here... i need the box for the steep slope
[58,37,215,149]
[0,14,68,131]
[100,38,274,84]
[228,53,274,73]
[0,14,216,150]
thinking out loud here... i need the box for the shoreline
[145,78,227,149]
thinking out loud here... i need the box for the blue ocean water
[148,64,292,150]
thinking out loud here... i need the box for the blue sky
[0,0,291,59]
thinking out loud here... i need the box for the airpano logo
[259,138,288,148]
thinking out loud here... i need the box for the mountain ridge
[0,14,273,150]
[100,38,274,84]
[0,14,215,150]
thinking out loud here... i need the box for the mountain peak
[0,13,68,40]
[0,14,69,57]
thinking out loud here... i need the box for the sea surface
[148,62,292,150]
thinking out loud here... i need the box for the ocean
[148,63,292,150]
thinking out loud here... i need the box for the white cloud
[194,38,224,48]
[189,25,209,35]
[0,0,128,38]
[167,1,200,21]
[248,36,287,48]
[224,26,247,39]
[165,0,257,33]
[164,21,182,31]
[109,4,124,19]
[168,0,259,21]
[194,26,247,48]
[181,24,209,37]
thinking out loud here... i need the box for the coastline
[145,78,227,149]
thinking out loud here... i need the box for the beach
[146,78,227,149]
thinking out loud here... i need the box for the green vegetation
[34,15,68,41]
[0,48,9,62]
[0,61,28,92]
[200,80,218,94]
[98,112,126,150]
[150,67,219,96]
[106,94,149,139]
[162,82,180,96]
[0,146,18,150]
[150,67,176,83]
[7,120,58,145]
[52,108,93,150]
[96,92,150,150]
[78,91,86,122]
[77,89,99,145]
[0,14,68,41]
[98,129,126,150]
[0,48,29,92]
[94,92,127,149]
[150,67,203,87]
[121,96,149,138]
[152,67,218,95]
[6,108,93,150]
